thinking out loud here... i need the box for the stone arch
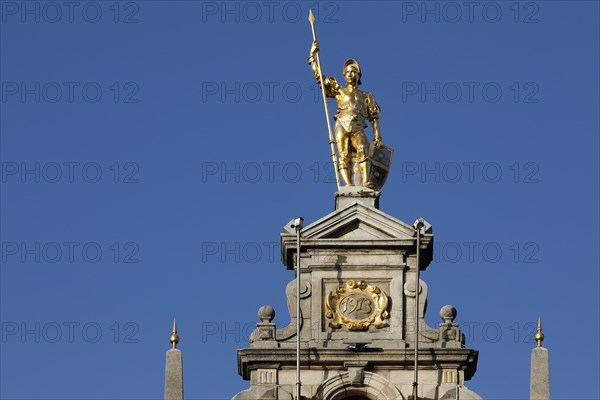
[314,371,404,400]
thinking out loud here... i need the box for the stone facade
[233,189,482,400]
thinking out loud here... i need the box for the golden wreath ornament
[325,280,389,331]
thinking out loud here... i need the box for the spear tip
[308,8,315,24]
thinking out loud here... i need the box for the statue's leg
[335,123,352,186]
[352,131,373,188]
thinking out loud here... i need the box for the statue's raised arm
[308,41,341,98]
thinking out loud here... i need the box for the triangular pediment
[279,200,434,270]
[301,202,416,241]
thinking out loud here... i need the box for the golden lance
[308,8,341,190]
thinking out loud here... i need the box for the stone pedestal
[334,187,380,210]
[530,347,550,400]
[165,349,183,400]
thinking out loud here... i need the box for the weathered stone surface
[164,349,183,400]
[334,187,380,210]
[237,348,479,382]
[315,371,403,400]
[530,346,550,400]
[437,385,483,400]
[232,385,293,400]
[280,201,434,271]
[233,195,482,399]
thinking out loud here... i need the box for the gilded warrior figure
[308,40,383,189]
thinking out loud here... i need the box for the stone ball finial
[258,305,275,323]
[440,305,457,324]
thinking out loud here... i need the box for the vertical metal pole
[294,218,303,400]
[412,222,422,400]
[308,9,340,190]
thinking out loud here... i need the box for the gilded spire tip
[535,316,544,347]
[170,318,179,349]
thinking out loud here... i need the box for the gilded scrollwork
[325,280,389,331]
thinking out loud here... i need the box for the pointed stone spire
[164,319,183,400]
[530,317,549,400]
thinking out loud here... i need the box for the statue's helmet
[343,58,362,85]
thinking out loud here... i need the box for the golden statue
[307,10,393,191]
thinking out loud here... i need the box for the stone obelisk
[530,318,550,400]
[164,319,184,400]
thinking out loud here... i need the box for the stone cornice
[237,347,478,381]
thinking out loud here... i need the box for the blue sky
[1,1,598,399]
